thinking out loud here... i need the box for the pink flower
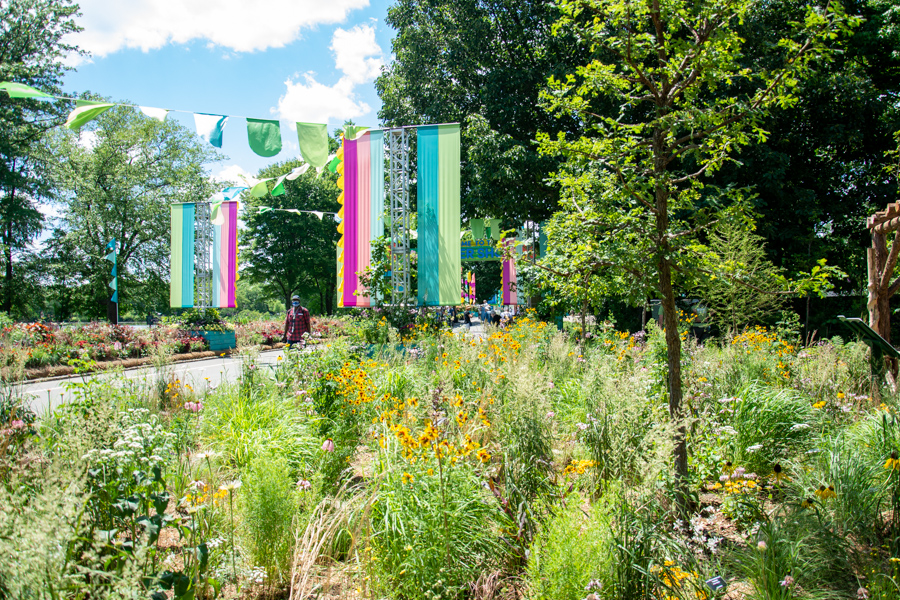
[322,438,335,453]
[297,479,312,491]
[780,575,795,588]
[11,420,25,430]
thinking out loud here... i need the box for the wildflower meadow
[2,310,898,600]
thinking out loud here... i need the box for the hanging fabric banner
[336,140,346,308]
[296,122,329,167]
[247,118,282,157]
[194,113,228,148]
[502,238,518,306]
[335,130,384,307]
[417,124,461,306]
[212,201,238,308]
[170,204,195,308]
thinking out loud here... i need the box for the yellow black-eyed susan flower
[801,497,815,509]
[885,450,900,470]
[772,463,790,484]
[477,448,491,463]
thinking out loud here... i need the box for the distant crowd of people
[436,301,518,328]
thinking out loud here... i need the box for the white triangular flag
[139,106,169,121]
[193,113,228,148]
[286,163,311,180]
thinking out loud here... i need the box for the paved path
[19,349,285,415]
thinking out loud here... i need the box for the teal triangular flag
[109,278,117,291]
[105,239,115,250]
[111,291,118,303]
[111,265,117,277]
[105,251,116,262]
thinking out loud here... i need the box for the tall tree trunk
[3,216,12,314]
[654,126,689,513]
[326,279,335,315]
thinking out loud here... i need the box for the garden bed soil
[12,342,288,382]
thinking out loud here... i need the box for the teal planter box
[193,330,236,352]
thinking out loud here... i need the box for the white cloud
[274,24,383,124]
[66,0,370,61]
[212,164,255,186]
[332,24,384,84]
[275,74,371,124]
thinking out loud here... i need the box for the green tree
[48,102,220,318]
[0,0,83,316]
[537,0,854,507]
[241,160,341,314]
[709,0,900,306]
[696,221,790,333]
[377,0,588,224]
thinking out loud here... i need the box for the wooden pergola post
[866,201,900,392]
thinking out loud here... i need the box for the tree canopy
[0,0,82,316]
[47,102,220,319]
[534,0,855,506]
[376,0,588,224]
[240,161,341,314]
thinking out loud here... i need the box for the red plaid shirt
[284,306,311,343]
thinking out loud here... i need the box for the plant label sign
[705,576,727,591]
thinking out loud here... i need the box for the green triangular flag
[250,180,270,198]
[0,82,53,99]
[296,123,329,167]
[247,118,282,157]
[66,100,115,131]
[258,206,274,214]
[344,125,369,140]
[470,219,485,240]
[326,155,340,173]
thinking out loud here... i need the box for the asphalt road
[19,349,285,415]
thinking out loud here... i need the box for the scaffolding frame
[194,202,213,309]
[386,128,412,306]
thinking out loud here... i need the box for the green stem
[229,491,236,582]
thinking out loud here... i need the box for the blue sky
[62,0,396,184]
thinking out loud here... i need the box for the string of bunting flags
[0,81,332,167]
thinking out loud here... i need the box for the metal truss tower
[386,128,412,306]
[194,202,213,309]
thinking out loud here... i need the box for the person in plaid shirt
[283,295,311,345]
